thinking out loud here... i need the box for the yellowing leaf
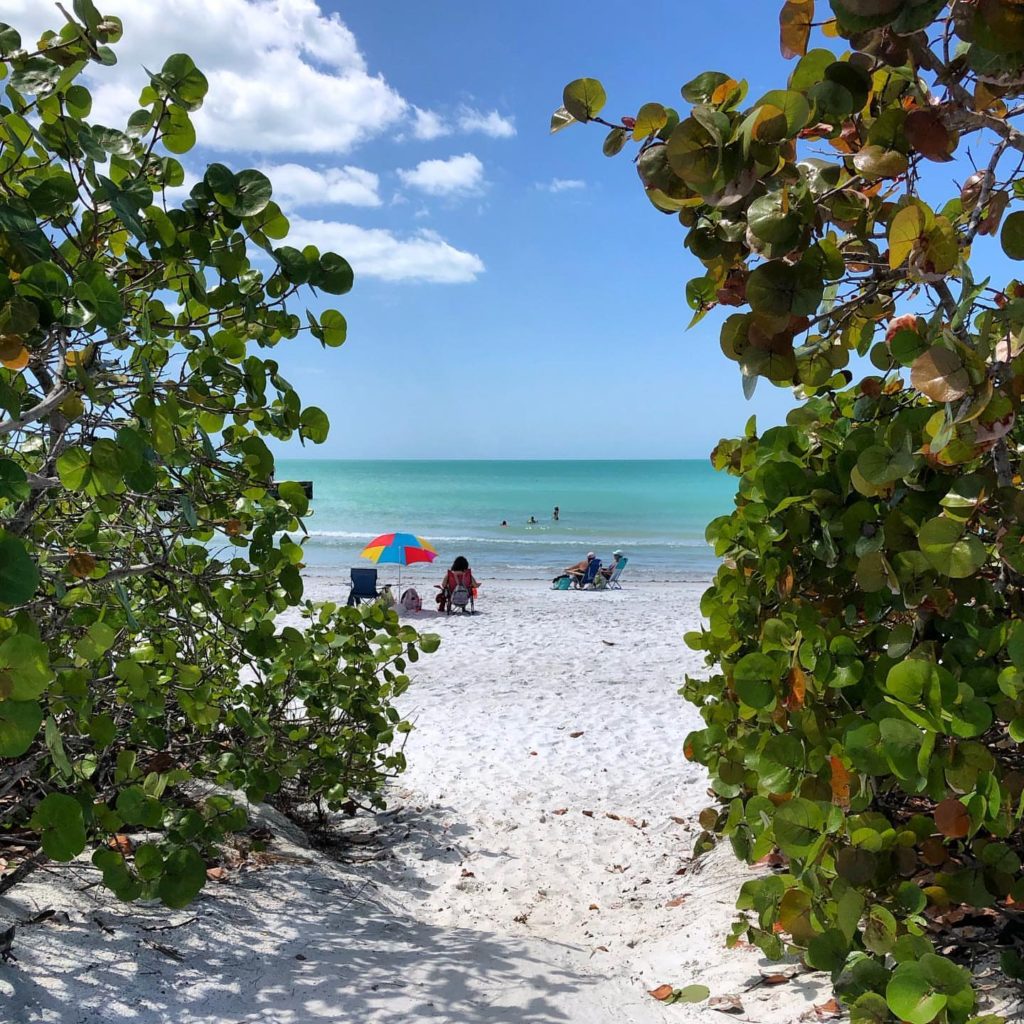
[632,102,667,141]
[1,345,28,371]
[779,0,814,59]
[888,205,927,269]
[65,346,94,369]
[821,18,839,37]
[911,347,970,404]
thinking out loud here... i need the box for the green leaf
[746,260,823,317]
[319,309,347,347]
[918,517,986,578]
[31,793,87,861]
[673,984,710,1003]
[0,633,53,700]
[156,53,208,109]
[232,169,272,217]
[562,78,606,122]
[314,252,354,295]
[733,652,777,709]
[885,660,938,706]
[0,700,43,757]
[857,444,914,485]
[157,845,207,908]
[0,458,29,501]
[0,532,38,605]
[886,962,947,1024]
[117,784,164,827]
[299,407,330,444]
[603,127,627,156]
[1001,210,1024,260]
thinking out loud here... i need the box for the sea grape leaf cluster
[0,4,436,907]
[558,1,1024,1018]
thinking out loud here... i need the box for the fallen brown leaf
[551,808,568,816]
[460,869,475,878]
[569,731,584,738]
[812,997,842,1020]
[605,812,621,820]
[665,895,688,908]
[529,751,538,756]
[670,816,687,825]
[582,810,595,818]
[649,984,674,1001]
[109,834,133,856]
[206,867,227,881]
[588,903,599,910]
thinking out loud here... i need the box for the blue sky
[16,0,1001,458]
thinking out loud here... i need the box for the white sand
[2,578,831,1023]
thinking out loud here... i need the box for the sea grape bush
[0,3,436,908]
[557,0,1024,1018]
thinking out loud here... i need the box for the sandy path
[2,579,830,1023]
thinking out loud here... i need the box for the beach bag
[378,585,395,610]
[400,587,422,613]
[450,582,471,608]
[552,575,572,590]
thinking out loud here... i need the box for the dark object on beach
[553,506,560,521]
[346,567,380,606]
[0,924,15,962]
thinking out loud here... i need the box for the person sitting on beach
[436,555,479,610]
[501,520,508,527]
[563,551,594,585]
[601,550,624,579]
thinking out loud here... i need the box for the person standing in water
[552,506,560,522]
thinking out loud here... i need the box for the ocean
[274,459,737,583]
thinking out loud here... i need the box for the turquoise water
[275,459,737,582]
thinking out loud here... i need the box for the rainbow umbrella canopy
[360,532,438,588]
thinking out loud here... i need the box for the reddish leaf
[813,998,842,1020]
[829,756,852,809]
[779,0,814,59]
[649,985,675,1001]
[905,108,956,162]
[935,798,969,838]
[784,665,806,710]
[665,895,688,908]
[551,808,568,815]
[68,552,96,578]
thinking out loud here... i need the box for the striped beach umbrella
[360,532,437,588]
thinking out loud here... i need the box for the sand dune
[2,579,830,1023]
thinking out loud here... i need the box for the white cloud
[539,178,587,193]
[411,106,451,141]
[397,153,484,197]
[8,0,408,153]
[288,217,484,283]
[259,163,380,207]
[457,106,516,138]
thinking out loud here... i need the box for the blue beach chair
[606,556,629,589]
[575,558,602,589]
[347,567,380,606]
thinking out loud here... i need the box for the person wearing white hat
[601,550,624,580]
[562,551,595,585]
